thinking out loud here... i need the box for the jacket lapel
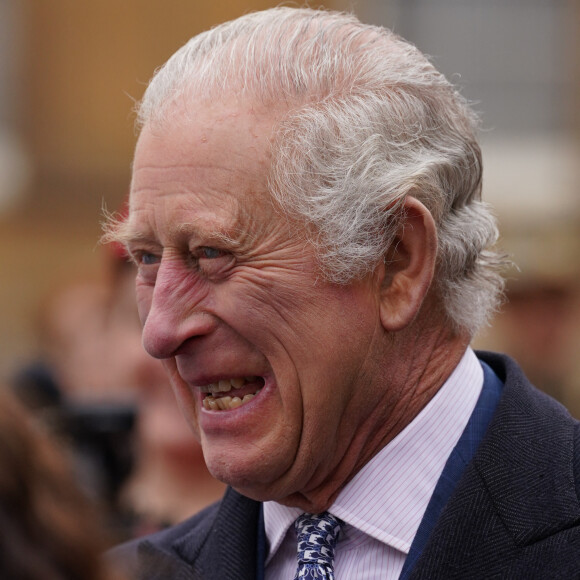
[137,488,262,580]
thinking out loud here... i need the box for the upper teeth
[200,376,257,394]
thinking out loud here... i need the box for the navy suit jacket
[110,352,580,579]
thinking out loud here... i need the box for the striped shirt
[264,348,483,579]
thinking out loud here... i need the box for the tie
[294,511,343,580]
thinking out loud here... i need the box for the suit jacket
[109,352,580,579]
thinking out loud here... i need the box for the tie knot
[295,512,343,578]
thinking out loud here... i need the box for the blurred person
[35,277,139,405]
[12,279,113,413]
[10,279,136,536]
[12,275,138,532]
[0,386,124,580]
[106,7,580,579]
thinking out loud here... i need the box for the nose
[141,261,216,359]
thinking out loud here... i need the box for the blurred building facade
[1,0,580,412]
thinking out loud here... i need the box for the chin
[203,451,293,502]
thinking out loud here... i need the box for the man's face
[126,100,388,508]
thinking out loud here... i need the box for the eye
[199,246,224,259]
[129,249,161,267]
[126,248,162,284]
[140,251,161,265]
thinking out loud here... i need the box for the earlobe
[379,196,438,332]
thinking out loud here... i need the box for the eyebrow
[101,215,246,251]
[100,212,140,248]
[103,219,158,253]
[176,222,244,248]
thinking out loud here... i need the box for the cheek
[245,282,376,385]
[215,275,325,340]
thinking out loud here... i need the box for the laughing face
[123,99,393,511]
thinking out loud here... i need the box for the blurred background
[0,0,579,532]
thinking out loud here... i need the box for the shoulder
[477,350,580,533]
[477,350,580,529]
[477,350,579,426]
[411,352,580,577]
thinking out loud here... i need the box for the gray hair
[137,7,506,337]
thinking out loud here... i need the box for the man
[106,7,580,579]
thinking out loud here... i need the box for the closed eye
[193,246,235,278]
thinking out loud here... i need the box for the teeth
[215,396,230,410]
[229,397,243,409]
[202,390,261,411]
[201,377,253,394]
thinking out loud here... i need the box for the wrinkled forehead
[130,92,294,207]
[136,96,268,163]
[119,98,290,243]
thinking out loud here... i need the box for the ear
[378,196,438,332]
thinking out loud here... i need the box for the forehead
[127,100,281,241]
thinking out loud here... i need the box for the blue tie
[294,512,343,579]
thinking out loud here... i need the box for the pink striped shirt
[264,348,483,579]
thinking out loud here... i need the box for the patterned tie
[294,511,343,579]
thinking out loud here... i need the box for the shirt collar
[264,347,483,561]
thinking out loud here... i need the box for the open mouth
[200,376,264,411]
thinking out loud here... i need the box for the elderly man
[107,7,580,579]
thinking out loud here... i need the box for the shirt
[264,347,483,579]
